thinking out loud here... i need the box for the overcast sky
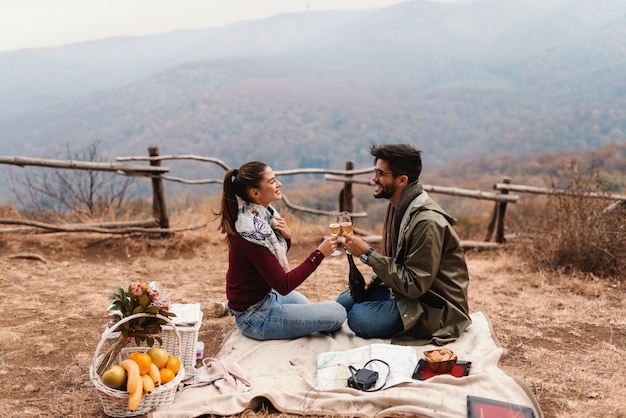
[0,0,468,52]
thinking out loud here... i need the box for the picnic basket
[106,304,202,368]
[124,317,201,367]
[90,313,185,417]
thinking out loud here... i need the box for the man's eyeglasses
[373,168,393,179]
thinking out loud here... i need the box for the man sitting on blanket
[340,144,471,345]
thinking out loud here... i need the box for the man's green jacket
[368,192,472,345]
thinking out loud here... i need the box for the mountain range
[1,0,626,203]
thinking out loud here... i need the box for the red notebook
[467,395,536,418]
[412,358,471,380]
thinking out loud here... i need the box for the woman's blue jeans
[234,290,346,340]
[336,287,404,339]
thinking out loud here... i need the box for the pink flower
[130,282,144,297]
[149,289,160,301]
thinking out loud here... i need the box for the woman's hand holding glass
[328,211,342,256]
[317,234,339,257]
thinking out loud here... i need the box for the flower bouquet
[96,282,176,375]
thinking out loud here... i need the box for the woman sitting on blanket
[215,161,347,340]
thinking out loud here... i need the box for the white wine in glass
[340,211,353,235]
[328,211,341,256]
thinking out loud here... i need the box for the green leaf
[140,293,151,308]
[145,306,160,315]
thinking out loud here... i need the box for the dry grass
[514,160,626,278]
[0,201,624,417]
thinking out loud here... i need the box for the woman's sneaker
[212,301,229,317]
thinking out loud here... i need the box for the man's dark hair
[370,144,423,183]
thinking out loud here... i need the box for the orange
[127,352,152,375]
[164,356,181,374]
[159,367,175,385]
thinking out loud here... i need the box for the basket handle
[91,313,183,371]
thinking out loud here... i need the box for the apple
[147,347,169,369]
[101,365,127,389]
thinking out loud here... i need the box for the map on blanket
[316,343,418,390]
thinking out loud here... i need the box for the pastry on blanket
[424,348,455,362]
[423,348,457,373]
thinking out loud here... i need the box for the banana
[141,373,155,394]
[118,359,141,395]
[128,380,143,411]
[148,363,161,386]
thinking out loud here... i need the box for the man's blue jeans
[234,290,346,340]
[337,287,404,339]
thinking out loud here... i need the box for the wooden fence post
[339,160,354,213]
[484,199,499,242]
[148,146,170,235]
[495,177,511,243]
[484,203,498,242]
[485,176,512,242]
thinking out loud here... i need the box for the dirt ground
[0,216,625,418]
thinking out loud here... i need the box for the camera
[347,366,379,391]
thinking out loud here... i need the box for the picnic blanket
[148,311,542,417]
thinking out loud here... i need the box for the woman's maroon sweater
[226,234,325,312]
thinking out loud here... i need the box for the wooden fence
[2,147,625,248]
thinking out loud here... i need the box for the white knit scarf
[235,202,289,272]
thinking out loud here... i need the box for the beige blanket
[149,311,542,418]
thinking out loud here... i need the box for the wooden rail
[494,182,626,201]
[7,148,622,247]
[0,156,168,175]
[0,149,521,242]
[0,149,174,234]
[325,175,519,203]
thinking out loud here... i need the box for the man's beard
[374,182,395,200]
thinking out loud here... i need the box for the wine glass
[340,211,353,236]
[340,211,353,256]
[328,211,341,256]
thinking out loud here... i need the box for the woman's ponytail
[217,168,239,244]
[215,162,268,245]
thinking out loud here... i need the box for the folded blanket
[149,311,542,418]
[179,358,251,394]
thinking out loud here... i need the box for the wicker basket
[106,307,202,368]
[127,311,202,368]
[90,313,185,418]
